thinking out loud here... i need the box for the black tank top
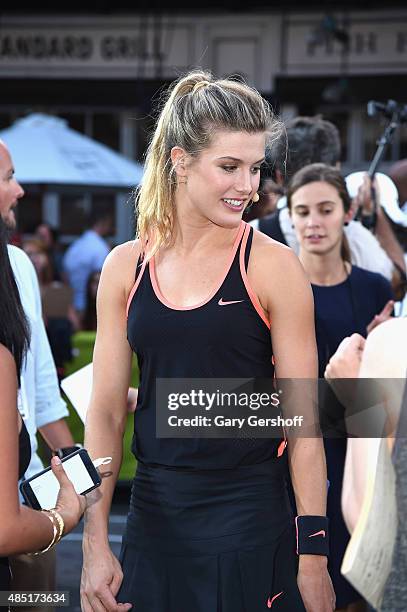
[127,222,284,469]
[18,420,31,479]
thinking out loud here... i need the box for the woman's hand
[325,334,365,381]
[298,556,336,611]
[351,173,378,217]
[367,300,394,335]
[81,539,132,612]
[51,455,87,535]
[324,334,366,412]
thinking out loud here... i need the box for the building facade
[1,9,406,242]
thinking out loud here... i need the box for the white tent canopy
[0,113,143,188]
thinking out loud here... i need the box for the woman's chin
[213,217,243,230]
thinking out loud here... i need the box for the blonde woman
[81,71,334,612]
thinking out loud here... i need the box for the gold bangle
[48,508,65,543]
[29,511,58,556]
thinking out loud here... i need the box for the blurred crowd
[1,108,406,612]
[10,212,111,379]
[8,116,406,390]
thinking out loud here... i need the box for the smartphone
[20,448,101,510]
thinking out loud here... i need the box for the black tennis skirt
[117,456,306,612]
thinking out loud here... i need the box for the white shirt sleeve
[33,314,69,428]
[345,221,394,281]
[8,247,68,434]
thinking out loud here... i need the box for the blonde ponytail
[136,70,281,258]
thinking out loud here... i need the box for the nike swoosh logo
[267,591,284,608]
[218,298,244,306]
[309,529,326,538]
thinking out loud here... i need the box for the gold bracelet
[47,508,65,544]
[29,511,58,556]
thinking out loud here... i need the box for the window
[59,192,115,238]
[60,193,90,236]
[92,194,116,236]
[93,113,120,151]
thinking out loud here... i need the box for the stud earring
[252,192,259,203]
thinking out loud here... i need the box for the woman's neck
[167,196,242,257]
[299,249,349,286]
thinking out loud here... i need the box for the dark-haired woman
[0,217,86,593]
[288,163,394,612]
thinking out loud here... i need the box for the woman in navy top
[288,163,393,612]
[81,72,334,612]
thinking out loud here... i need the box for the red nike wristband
[295,515,329,556]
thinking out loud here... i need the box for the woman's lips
[222,198,245,212]
[305,234,325,243]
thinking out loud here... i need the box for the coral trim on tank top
[239,224,271,330]
[126,255,148,317]
[149,221,246,311]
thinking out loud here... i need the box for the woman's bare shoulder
[251,227,305,278]
[101,239,143,293]
[0,344,17,374]
[0,345,18,399]
[105,239,142,267]
[248,227,312,317]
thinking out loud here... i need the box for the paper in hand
[61,363,93,423]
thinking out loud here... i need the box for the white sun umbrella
[0,113,143,188]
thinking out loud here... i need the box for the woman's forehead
[205,130,266,159]
[292,181,341,203]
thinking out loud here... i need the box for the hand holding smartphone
[20,448,102,510]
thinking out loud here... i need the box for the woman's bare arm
[81,241,140,612]
[250,237,326,517]
[250,234,334,611]
[83,240,141,540]
[0,345,85,554]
